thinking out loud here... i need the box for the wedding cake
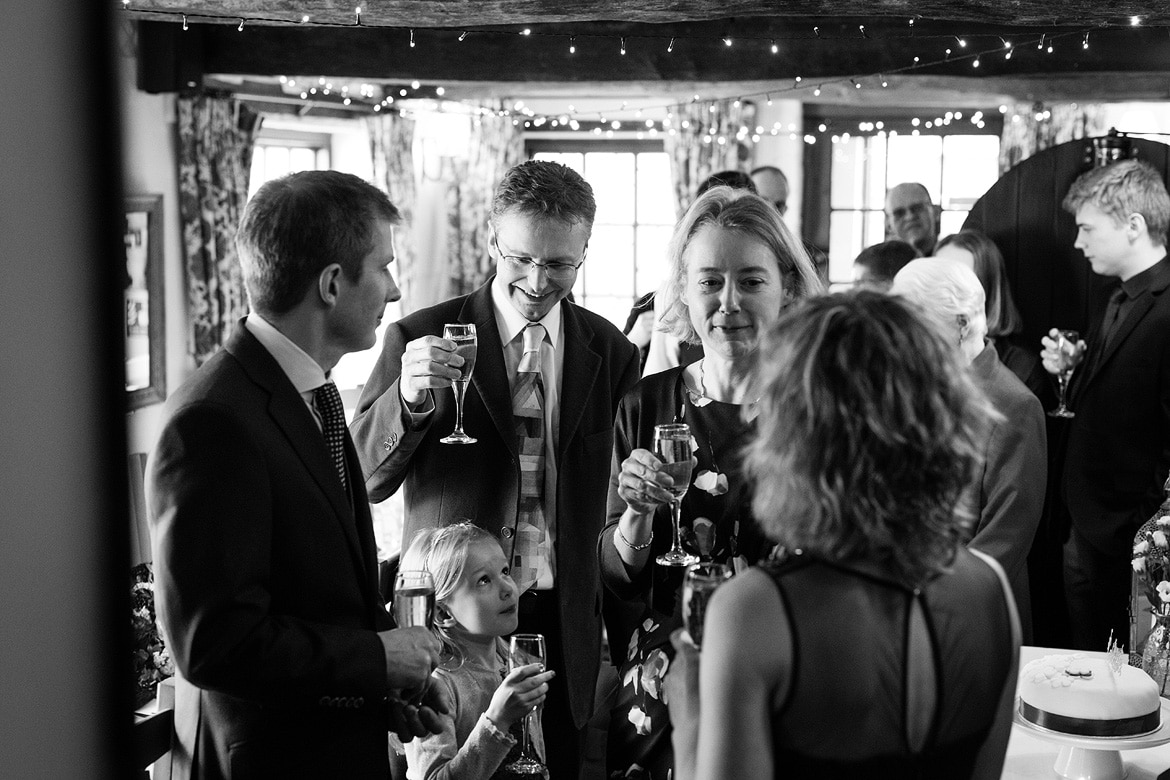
[1019,652,1162,737]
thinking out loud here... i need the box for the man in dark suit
[1041,159,1170,651]
[148,171,446,779]
[351,160,640,779]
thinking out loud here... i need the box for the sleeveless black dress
[761,549,1014,779]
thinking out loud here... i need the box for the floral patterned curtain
[999,102,1106,175]
[446,108,524,296]
[177,94,261,365]
[664,99,757,219]
[366,113,418,312]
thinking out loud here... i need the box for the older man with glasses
[885,182,941,257]
[352,159,640,779]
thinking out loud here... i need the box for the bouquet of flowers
[131,562,174,709]
[1132,481,1170,617]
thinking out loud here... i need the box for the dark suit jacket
[148,322,394,780]
[965,344,1047,640]
[1066,259,1170,556]
[350,280,640,727]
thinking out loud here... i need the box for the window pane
[586,153,635,226]
[264,146,291,181]
[635,225,673,295]
[829,211,866,282]
[582,295,630,331]
[637,153,675,225]
[886,135,942,201]
[248,148,266,200]
[865,134,888,209]
[939,211,968,239]
[942,135,1000,210]
[830,137,867,209]
[584,225,634,298]
[290,147,316,173]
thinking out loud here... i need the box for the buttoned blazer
[148,322,394,780]
[1065,261,1170,556]
[351,280,640,727]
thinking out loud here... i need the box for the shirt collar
[1121,254,1170,300]
[489,277,564,348]
[245,312,329,394]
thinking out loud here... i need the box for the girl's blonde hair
[399,522,505,665]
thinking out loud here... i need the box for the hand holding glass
[654,423,698,567]
[500,633,550,779]
[682,562,733,648]
[440,323,478,444]
[1048,329,1079,419]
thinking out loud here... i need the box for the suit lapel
[558,304,602,460]
[225,324,372,586]
[1076,270,1170,398]
[464,283,520,456]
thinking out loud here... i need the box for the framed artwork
[124,195,166,409]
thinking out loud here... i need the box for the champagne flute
[440,323,478,444]
[392,570,436,629]
[682,562,733,649]
[654,423,699,567]
[500,633,550,779]
[1048,329,1079,419]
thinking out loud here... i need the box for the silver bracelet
[617,525,654,551]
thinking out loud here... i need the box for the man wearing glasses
[352,159,640,779]
[885,182,941,257]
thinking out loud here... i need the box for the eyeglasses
[492,237,585,280]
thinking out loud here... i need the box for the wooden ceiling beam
[122,1,1170,28]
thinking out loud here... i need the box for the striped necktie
[314,381,348,493]
[511,323,547,593]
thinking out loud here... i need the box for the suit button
[319,696,330,706]
[383,434,398,451]
[501,527,513,539]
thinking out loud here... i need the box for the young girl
[401,522,554,780]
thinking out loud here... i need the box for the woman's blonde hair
[658,187,824,344]
[399,522,504,665]
[745,290,994,584]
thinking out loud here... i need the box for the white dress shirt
[245,313,331,433]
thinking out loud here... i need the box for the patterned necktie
[314,381,349,493]
[511,323,547,593]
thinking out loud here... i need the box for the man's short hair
[490,159,596,230]
[884,182,933,214]
[1063,160,1170,247]
[853,240,918,286]
[696,170,757,197]
[237,171,400,316]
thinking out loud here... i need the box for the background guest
[891,257,1046,642]
[885,182,940,256]
[852,239,917,290]
[600,187,823,778]
[667,291,1020,780]
[935,229,1051,407]
[351,160,639,779]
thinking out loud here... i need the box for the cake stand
[1012,699,1170,780]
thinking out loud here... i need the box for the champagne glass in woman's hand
[440,323,478,444]
[682,562,733,649]
[392,570,436,629]
[499,634,550,779]
[654,423,699,567]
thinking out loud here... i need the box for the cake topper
[1107,630,1125,676]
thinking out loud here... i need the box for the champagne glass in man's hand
[1042,328,1082,418]
[439,323,478,444]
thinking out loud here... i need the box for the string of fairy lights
[122,4,1169,142]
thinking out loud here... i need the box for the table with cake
[1002,646,1170,779]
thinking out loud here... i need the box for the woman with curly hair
[667,291,1020,780]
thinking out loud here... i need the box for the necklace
[687,359,760,409]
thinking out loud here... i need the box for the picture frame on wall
[124,194,166,410]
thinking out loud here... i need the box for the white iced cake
[1019,652,1162,737]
